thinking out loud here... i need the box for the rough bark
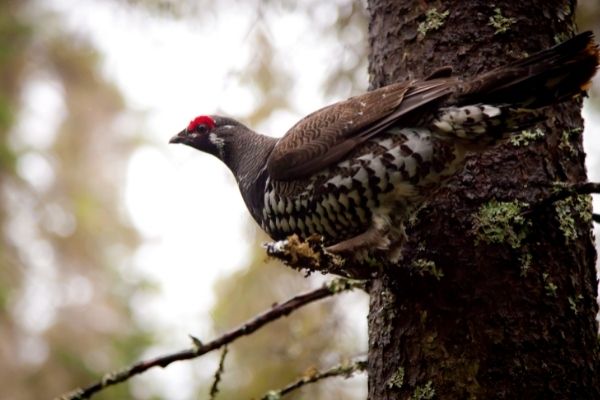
[366,1,600,399]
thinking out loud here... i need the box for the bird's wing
[266,79,457,181]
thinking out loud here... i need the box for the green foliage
[0,94,15,136]
[0,2,150,399]
[0,133,16,171]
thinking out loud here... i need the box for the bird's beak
[169,129,187,144]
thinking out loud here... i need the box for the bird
[170,32,599,262]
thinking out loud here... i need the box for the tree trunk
[366,1,600,398]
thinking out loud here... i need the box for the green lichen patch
[555,195,592,242]
[474,200,530,249]
[412,258,444,280]
[263,391,281,400]
[489,8,516,35]
[556,3,572,21]
[412,381,435,400]
[554,32,570,44]
[542,273,558,297]
[418,8,449,36]
[509,128,545,147]
[387,367,405,389]
[364,256,379,268]
[326,277,365,293]
[568,294,583,314]
[519,253,532,277]
[559,127,582,156]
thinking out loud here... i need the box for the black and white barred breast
[258,127,465,246]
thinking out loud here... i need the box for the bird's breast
[256,127,463,245]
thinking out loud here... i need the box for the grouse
[170,32,599,260]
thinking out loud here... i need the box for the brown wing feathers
[267,79,456,181]
[266,32,599,183]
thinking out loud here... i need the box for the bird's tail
[457,31,599,108]
[430,32,599,144]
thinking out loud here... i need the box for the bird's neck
[223,128,275,180]
[222,127,277,217]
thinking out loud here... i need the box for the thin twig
[593,213,600,224]
[209,345,228,400]
[260,359,367,400]
[513,181,600,220]
[56,278,364,400]
[534,181,600,209]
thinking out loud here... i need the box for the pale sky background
[21,0,600,398]
[39,1,370,397]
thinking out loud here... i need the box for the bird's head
[170,114,276,183]
[170,115,241,160]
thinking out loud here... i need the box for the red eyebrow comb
[187,115,216,132]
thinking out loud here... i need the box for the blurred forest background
[0,1,598,399]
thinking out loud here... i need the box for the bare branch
[536,182,600,207]
[209,345,228,400]
[56,278,364,400]
[260,359,367,400]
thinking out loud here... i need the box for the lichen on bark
[366,0,599,399]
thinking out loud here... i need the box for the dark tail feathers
[458,31,599,108]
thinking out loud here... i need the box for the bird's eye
[196,124,208,134]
